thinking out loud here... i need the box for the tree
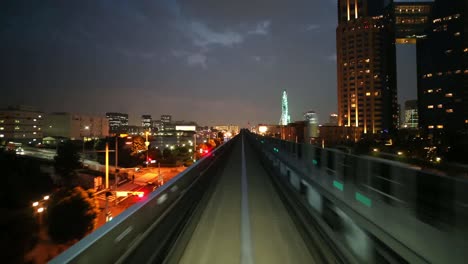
[54,141,81,185]
[131,136,146,156]
[0,149,54,209]
[47,187,99,243]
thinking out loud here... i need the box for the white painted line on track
[241,135,254,264]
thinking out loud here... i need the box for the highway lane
[177,135,316,264]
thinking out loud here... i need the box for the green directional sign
[355,192,372,207]
[333,180,344,191]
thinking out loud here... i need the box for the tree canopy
[47,187,99,243]
[54,141,81,185]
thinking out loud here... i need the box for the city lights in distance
[259,126,268,133]
[37,207,44,213]
[33,202,39,207]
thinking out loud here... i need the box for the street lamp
[83,125,90,158]
[145,131,150,168]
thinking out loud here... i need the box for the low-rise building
[319,125,362,147]
[0,105,44,144]
[43,113,108,140]
[213,125,240,135]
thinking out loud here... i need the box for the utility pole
[145,131,150,168]
[105,142,109,189]
[193,132,197,161]
[115,136,118,189]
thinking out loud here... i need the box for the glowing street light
[37,207,44,213]
[44,195,49,200]
[32,202,39,207]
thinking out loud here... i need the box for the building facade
[141,115,152,128]
[43,113,108,140]
[0,105,44,144]
[213,125,240,135]
[161,115,172,124]
[106,112,128,135]
[337,0,398,134]
[304,111,319,139]
[404,100,418,129]
[416,0,467,135]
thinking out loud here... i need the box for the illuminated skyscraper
[279,90,291,126]
[417,0,467,135]
[336,0,398,134]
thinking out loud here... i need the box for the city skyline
[1,0,418,126]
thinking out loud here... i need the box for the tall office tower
[337,0,398,134]
[417,0,467,135]
[106,112,128,134]
[404,100,418,129]
[279,90,291,126]
[141,115,152,128]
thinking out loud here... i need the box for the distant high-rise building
[279,90,291,126]
[336,0,398,134]
[0,105,44,144]
[106,112,128,134]
[141,115,152,128]
[304,111,319,139]
[404,100,418,129]
[161,115,172,124]
[416,0,467,134]
[328,113,338,125]
[151,120,163,132]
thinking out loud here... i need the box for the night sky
[0,0,418,126]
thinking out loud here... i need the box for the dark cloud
[0,0,416,126]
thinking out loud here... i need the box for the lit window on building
[464,48,468,53]
[15,120,20,123]
[427,105,434,109]
[445,93,453,97]
[33,119,37,122]
[15,126,20,130]
[437,104,443,108]
[0,127,3,130]
[437,125,444,129]
[426,73,433,77]
[365,69,370,73]
[455,70,461,74]
[366,92,371,96]
[428,125,434,129]
[454,32,461,36]
[446,109,454,113]
[33,132,37,135]
[427,89,433,93]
